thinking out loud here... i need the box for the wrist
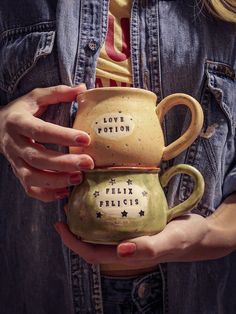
[201,213,236,258]
[180,213,235,262]
[203,217,235,257]
[206,194,236,252]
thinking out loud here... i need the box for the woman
[0,1,235,313]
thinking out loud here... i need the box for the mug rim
[85,166,161,173]
[77,87,157,100]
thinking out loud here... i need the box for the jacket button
[137,283,151,299]
[87,39,98,51]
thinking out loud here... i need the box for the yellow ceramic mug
[70,87,203,167]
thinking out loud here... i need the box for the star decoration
[139,210,145,217]
[109,178,116,185]
[121,210,128,217]
[93,191,100,197]
[126,179,133,185]
[96,212,102,219]
[142,191,148,197]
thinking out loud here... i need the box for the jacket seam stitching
[0,20,56,42]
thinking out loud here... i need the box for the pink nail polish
[69,173,83,185]
[78,157,94,170]
[75,134,90,146]
[118,243,136,257]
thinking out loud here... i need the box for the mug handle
[156,93,203,161]
[159,164,205,222]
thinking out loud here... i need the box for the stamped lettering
[93,113,135,139]
[92,179,148,218]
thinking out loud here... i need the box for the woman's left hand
[54,213,227,267]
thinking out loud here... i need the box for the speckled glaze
[67,164,204,244]
[70,87,204,167]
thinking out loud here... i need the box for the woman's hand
[54,213,215,267]
[54,192,236,266]
[0,85,94,202]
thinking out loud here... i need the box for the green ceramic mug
[67,164,204,244]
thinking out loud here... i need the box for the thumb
[117,230,174,262]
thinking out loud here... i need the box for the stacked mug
[67,87,205,244]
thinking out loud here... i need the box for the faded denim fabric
[101,268,164,314]
[0,1,236,314]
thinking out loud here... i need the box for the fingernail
[75,133,90,146]
[56,190,69,199]
[118,243,136,257]
[77,157,94,170]
[69,173,83,185]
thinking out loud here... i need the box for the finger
[14,158,83,189]
[26,186,69,202]
[8,115,91,146]
[27,84,87,108]
[16,136,94,171]
[54,222,118,264]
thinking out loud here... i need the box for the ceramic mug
[70,87,203,167]
[67,165,204,244]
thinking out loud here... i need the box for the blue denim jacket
[0,1,236,313]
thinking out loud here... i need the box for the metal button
[87,39,98,51]
[137,283,151,299]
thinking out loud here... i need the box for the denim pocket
[101,270,163,314]
[179,60,236,216]
[0,22,56,94]
[204,60,235,134]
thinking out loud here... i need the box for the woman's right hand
[0,84,94,202]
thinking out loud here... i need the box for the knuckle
[29,88,41,100]
[50,85,67,104]
[144,238,157,259]
[23,147,38,165]
[65,155,82,168]
[51,85,66,94]
[66,154,77,163]
[31,123,44,139]
[5,112,21,129]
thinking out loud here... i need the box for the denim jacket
[0,1,236,313]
